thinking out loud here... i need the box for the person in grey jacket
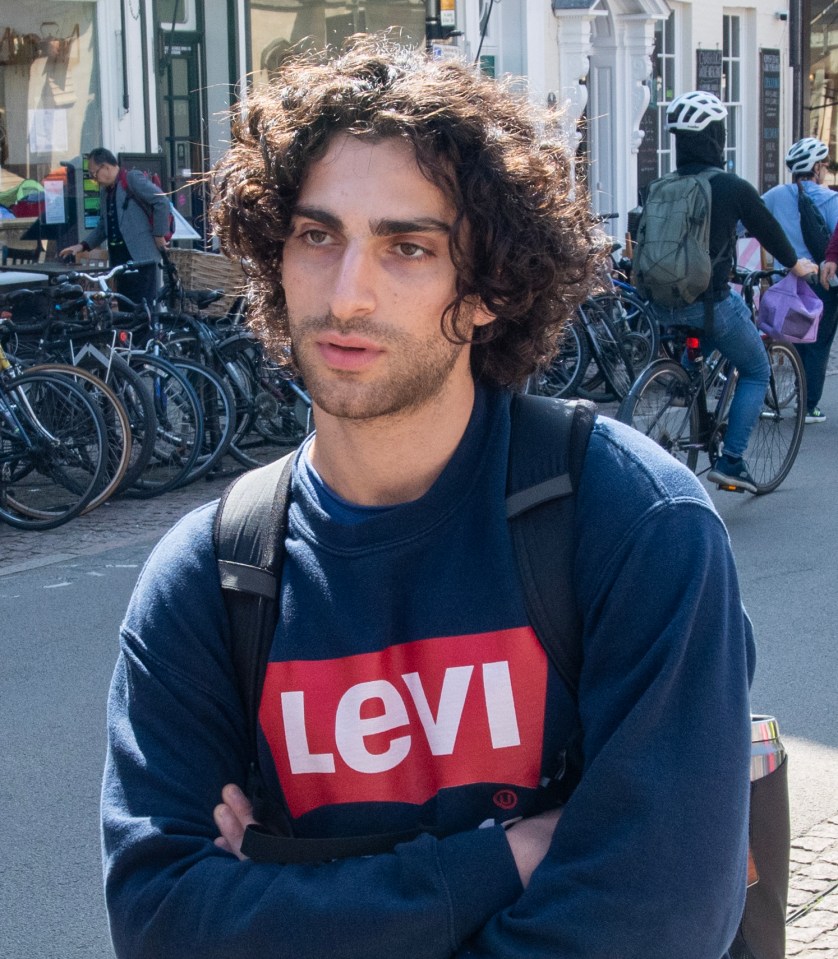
[60,147,170,306]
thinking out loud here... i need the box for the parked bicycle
[0,335,108,530]
[528,291,637,402]
[616,268,806,494]
[152,252,311,467]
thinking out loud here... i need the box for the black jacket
[672,129,797,293]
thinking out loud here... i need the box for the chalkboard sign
[760,49,782,192]
[696,50,723,97]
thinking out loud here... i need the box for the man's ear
[470,298,496,329]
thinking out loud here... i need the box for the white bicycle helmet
[785,137,829,174]
[666,91,728,132]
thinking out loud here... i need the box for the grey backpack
[634,170,721,307]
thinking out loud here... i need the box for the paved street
[2,364,837,957]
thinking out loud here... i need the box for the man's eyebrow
[291,206,343,231]
[371,217,452,236]
[291,206,451,236]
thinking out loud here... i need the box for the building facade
[0,0,833,251]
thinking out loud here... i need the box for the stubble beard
[288,312,467,421]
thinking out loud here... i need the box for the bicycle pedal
[716,483,746,494]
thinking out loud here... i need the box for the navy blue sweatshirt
[102,387,755,959]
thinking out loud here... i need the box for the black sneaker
[707,454,758,494]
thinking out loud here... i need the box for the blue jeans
[651,291,770,459]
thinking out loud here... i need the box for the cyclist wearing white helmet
[666,91,729,132]
[784,137,829,175]
[762,137,838,424]
[646,91,816,493]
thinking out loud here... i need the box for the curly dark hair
[210,34,607,388]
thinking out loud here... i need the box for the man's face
[280,135,493,422]
[87,160,119,188]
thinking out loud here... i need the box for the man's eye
[396,242,430,259]
[301,229,331,245]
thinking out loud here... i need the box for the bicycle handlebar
[731,267,788,289]
[85,289,147,310]
[63,260,157,285]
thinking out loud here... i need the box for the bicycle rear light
[685,336,702,362]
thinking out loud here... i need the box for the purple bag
[757,274,823,344]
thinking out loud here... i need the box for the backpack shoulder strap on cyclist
[506,393,596,694]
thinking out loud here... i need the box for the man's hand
[791,257,818,278]
[154,236,169,251]
[214,783,562,878]
[59,243,83,259]
[504,807,563,888]
[821,260,837,289]
[213,783,258,860]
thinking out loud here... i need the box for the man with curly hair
[102,36,754,959]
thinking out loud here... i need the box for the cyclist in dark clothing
[648,91,816,493]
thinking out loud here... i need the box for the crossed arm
[213,782,561,888]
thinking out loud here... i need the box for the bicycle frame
[0,343,62,447]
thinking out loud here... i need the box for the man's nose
[328,245,376,320]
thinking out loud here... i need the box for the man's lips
[316,335,385,371]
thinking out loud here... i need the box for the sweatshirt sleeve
[738,179,798,268]
[455,423,755,959]
[101,504,521,959]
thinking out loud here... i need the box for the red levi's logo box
[259,628,548,817]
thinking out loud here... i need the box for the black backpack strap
[697,170,724,334]
[506,393,596,695]
[214,452,425,863]
[214,451,296,755]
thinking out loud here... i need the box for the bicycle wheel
[590,291,660,369]
[744,341,806,494]
[24,363,132,513]
[124,353,204,498]
[527,319,589,399]
[617,359,700,471]
[101,355,158,493]
[169,357,237,484]
[216,334,307,468]
[38,349,158,495]
[578,300,636,401]
[0,371,108,530]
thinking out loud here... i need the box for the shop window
[0,2,100,248]
[809,0,838,182]
[722,14,741,173]
[637,10,675,199]
[249,1,426,87]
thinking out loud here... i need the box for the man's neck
[307,378,478,507]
